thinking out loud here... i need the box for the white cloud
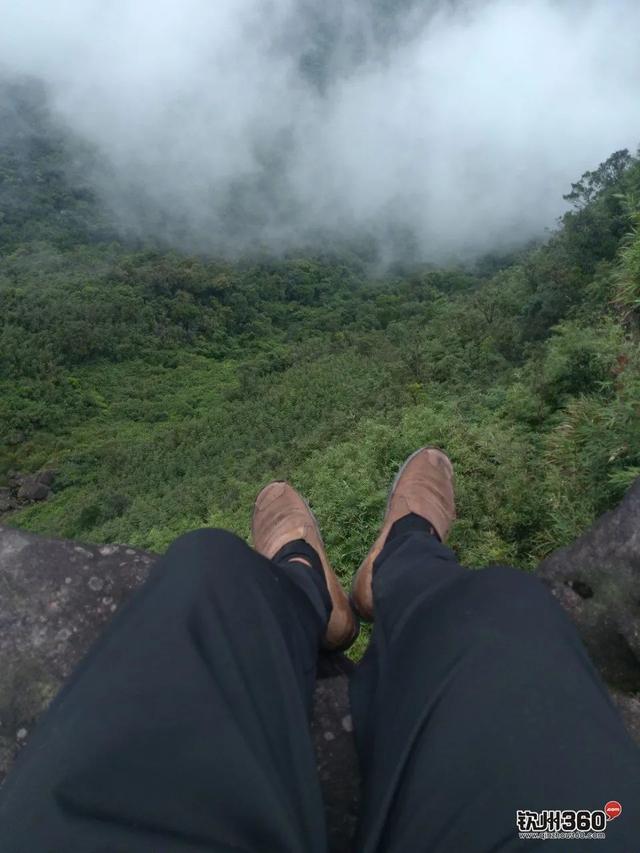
[1,0,639,258]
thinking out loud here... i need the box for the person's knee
[159,527,258,589]
[466,565,562,631]
[172,527,246,555]
[478,564,541,592]
[472,564,550,601]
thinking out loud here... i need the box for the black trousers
[1,526,639,851]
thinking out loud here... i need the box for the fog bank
[2,0,639,259]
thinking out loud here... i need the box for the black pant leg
[350,530,640,852]
[0,529,330,853]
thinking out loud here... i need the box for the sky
[1,0,640,260]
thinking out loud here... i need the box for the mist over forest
[2,0,639,260]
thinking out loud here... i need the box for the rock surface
[2,480,640,851]
[538,477,640,694]
[0,528,154,791]
[0,470,56,518]
[312,668,360,852]
[16,480,51,502]
[0,488,13,513]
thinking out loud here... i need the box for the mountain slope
[1,82,639,636]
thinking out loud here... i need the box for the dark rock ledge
[0,469,56,515]
[1,478,639,851]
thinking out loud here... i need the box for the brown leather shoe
[252,481,359,651]
[351,447,456,621]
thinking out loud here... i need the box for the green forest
[2,79,640,646]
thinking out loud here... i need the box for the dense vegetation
[2,80,640,654]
